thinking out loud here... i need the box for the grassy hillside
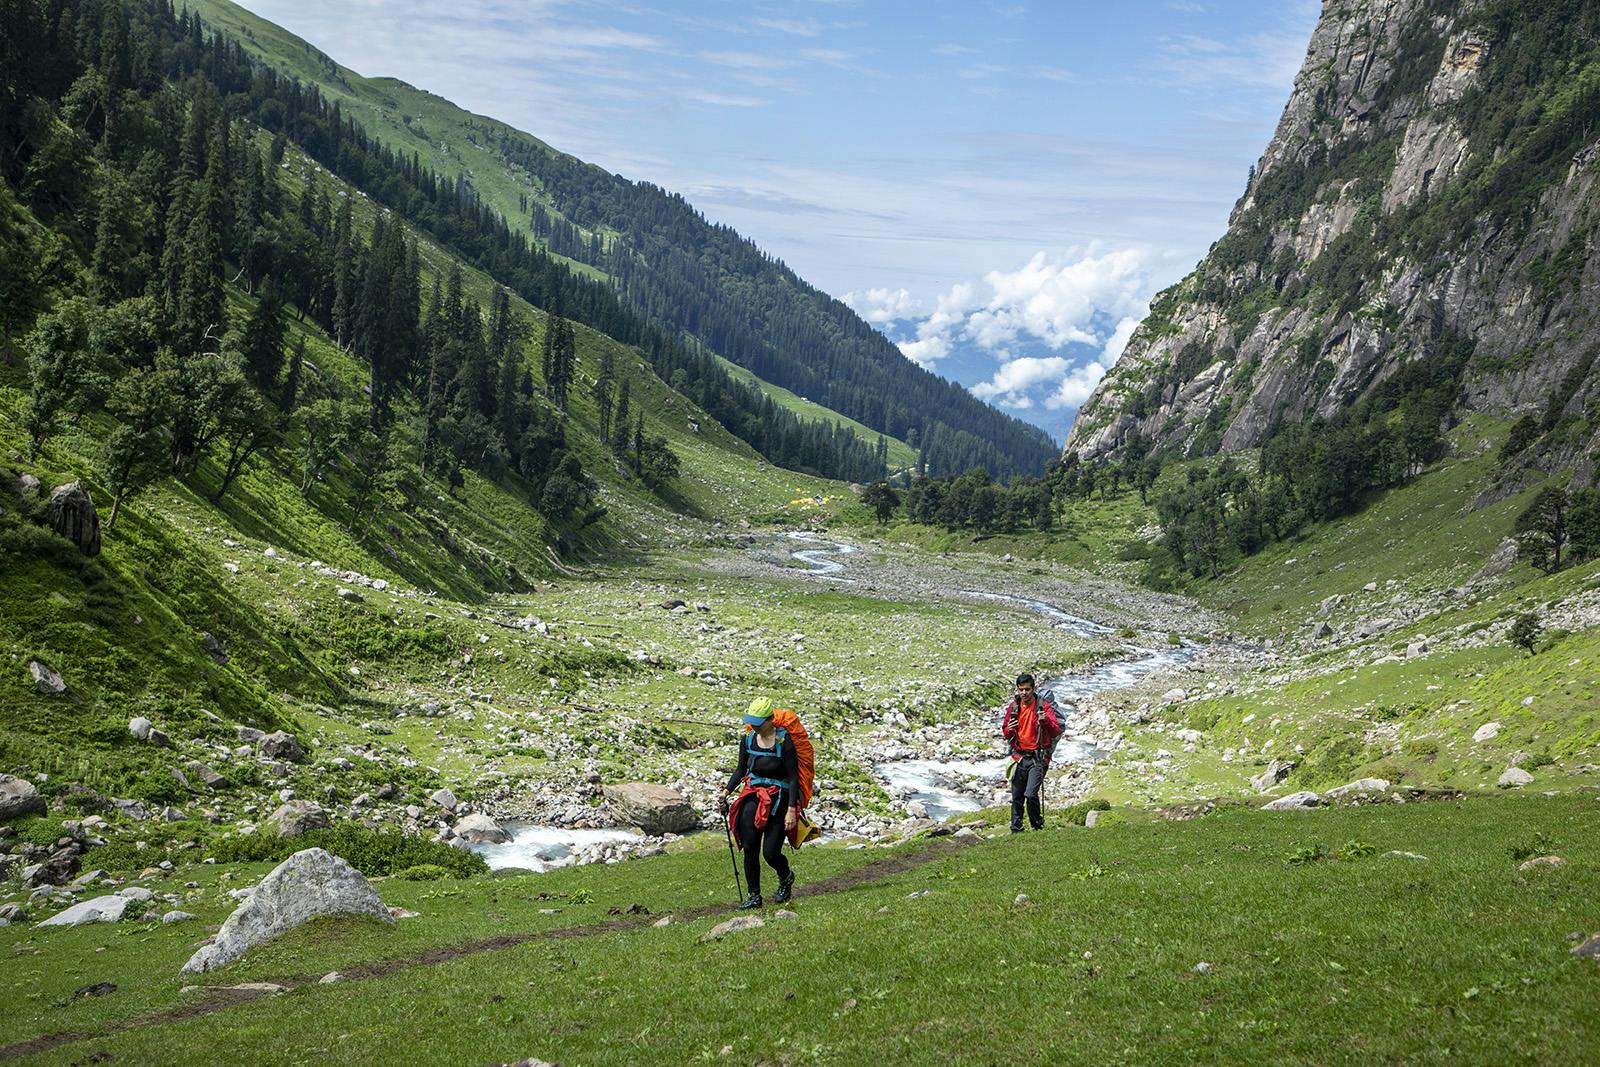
[0,122,849,787]
[714,353,920,473]
[4,793,1598,1063]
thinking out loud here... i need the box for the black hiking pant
[1010,752,1046,830]
[735,791,791,895]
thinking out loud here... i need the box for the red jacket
[999,693,1062,759]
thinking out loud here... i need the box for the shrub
[1060,798,1112,826]
[394,863,453,881]
[212,824,488,878]
[1336,840,1377,861]
[1508,832,1555,863]
[1285,843,1326,866]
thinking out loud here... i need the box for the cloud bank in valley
[845,246,1155,428]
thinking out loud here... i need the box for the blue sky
[239,0,1320,442]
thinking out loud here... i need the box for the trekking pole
[722,803,744,902]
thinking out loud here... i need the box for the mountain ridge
[193,0,1057,478]
[1066,0,1600,495]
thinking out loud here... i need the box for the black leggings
[735,792,791,894]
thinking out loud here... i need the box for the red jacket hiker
[999,691,1063,761]
[998,677,1063,832]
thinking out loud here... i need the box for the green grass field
[5,792,1598,1065]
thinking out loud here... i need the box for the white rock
[702,915,764,941]
[1325,778,1391,799]
[1497,767,1534,788]
[1262,791,1323,811]
[179,848,392,975]
[128,717,153,740]
[38,895,132,927]
[452,813,511,844]
[1473,722,1501,742]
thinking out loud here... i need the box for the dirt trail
[0,838,971,1062]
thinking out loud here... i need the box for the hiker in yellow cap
[719,697,799,909]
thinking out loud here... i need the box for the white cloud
[886,247,1155,410]
[898,336,951,367]
[842,286,920,324]
[1101,315,1142,364]
[1045,362,1110,410]
[963,248,1149,355]
[680,89,768,108]
[970,356,1071,407]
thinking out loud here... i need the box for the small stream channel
[471,533,1193,868]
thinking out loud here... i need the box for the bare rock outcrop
[179,848,392,975]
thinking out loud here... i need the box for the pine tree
[281,335,304,412]
[239,279,285,392]
[592,350,614,441]
[611,376,631,454]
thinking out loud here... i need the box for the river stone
[258,731,306,763]
[268,800,330,837]
[1249,759,1294,792]
[702,915,764,941]
[28,660,66,696]
[453,812,511,844]
[0,775,47,821]
[604,782,698,834]
[180,848,392,975]
[1497,767,1534,788]
[46,481,101,557]
[38,894,132,927]
[1325,777,1391,799]
[1262,791,1323,811]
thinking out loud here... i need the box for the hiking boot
[737,892,763,910]
[1010,824,1024,833]
[774,871,795,904]
[1030,821,1045,831]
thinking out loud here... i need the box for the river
[472,532,1191,867]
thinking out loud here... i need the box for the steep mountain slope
[192,0,1056,479]
[1068,0,1600,492]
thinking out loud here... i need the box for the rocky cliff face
[1068,0,1600,488]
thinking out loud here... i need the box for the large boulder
[1262,791,1323,811]
[1497,767,1534,788]
[1325,777,1391,800]
[179,848,393,975]
[28,660,66,696]
[1249,759,1294,792]
[46,481,101,557]
[37,894,132,927]
[604,782,699,834]
[268,800,330,837]
[0,774,46,821]
[258,731,306,763]
[452,813,512,844]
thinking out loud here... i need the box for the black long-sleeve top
[726,731,801,798]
